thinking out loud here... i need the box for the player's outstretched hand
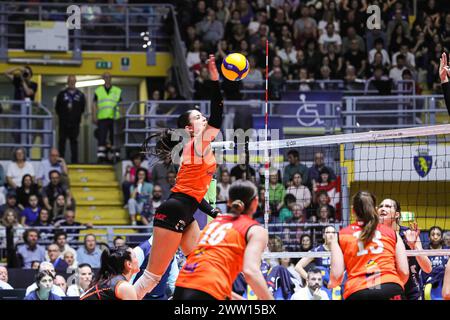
[208,54,219,81]
[440,52,450,83]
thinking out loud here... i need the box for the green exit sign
[121,57,130,66]
[96,61,112,69]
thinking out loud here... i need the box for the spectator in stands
[63,249,78,272]
[24,270,62,300]
[128,168,153,226]
[368,38,391,66]
[25,261,65,297]
[76,234,102,269]
[312,167,339,209]
[16,174,40,211]
[196,9,224,51]
[54,275,67,295]
[92,72,122,163]
[344,39,367,78]
[32,208,53,241]
[80,0,102,27]
[304,41,322,76]
[268,169,285,213]
[286,173,312,211]
[266,235,285,268]
[217,170,231,209]
[293,5,318,48]
[268,67,285,100]
[291,268,329,300]
[3,65,37,101]
[310,205,335,225]
[47,244,69,273]
[194,66,213,100]
[191,0,208,25]
[6,147,35,190]
[140,185,163,227]
[298,68,313,91]
[54,231,74,256]
[186,39,202,71]
[389,54,408,83]
[0,266,13,289]
[444,231,450,248]
[151,157,177,190]
[0,208,25,249]
[67,263,93,297]
[366,65,393,94]
[31,261,40,270]
[215,0,230,25]
[161,170,177,201]
[37,148,69,188]
[306,152,336,188]
[243,56,263,89]
[279,193,297,223]
[387,8,411,45]
[113,236,126,248]
[342,26,365,54]
[17,229,46,269]
[283,149,308,187]
[344,65,364,87]
[392,43,416,70]
[55,75,85,164]
[295,225,336,281]
[300,234,313,252]
[54,209,92,242]
[42,170,73,212]
[52,194,68,223]
[278,39,298,66]
[441,13,450,50]
[20,194,41,227]
[230,164,256,183]
[318,23,342,55]
[122,152,148,206]
[0,191,20,220]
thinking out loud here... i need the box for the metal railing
[0,2,173,62]
[0,100,53,159]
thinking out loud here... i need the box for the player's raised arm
[204,54,223,138]
[440,52,450,116]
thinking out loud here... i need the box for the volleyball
[221,53,250,81]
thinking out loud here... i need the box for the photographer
[4,65,37,101]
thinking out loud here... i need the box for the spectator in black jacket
[439,52,450,115]
[55,75,86,163]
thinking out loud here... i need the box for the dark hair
[228,180,257,217]
[23,228,40,243]
[429,226,443,244]
[84,234,96,245]
[54,230,67,241]
[24,65,33,77]
[92,246,132,286]
[113,236,124,246]
[308,268,323,276]
[283,193,297,206]
[130,152,144,162]
[48,170,61,180]
[352,191,378,244]
[317,205,331,218]
[287,149,299,158]
[396,54,406,62]
[21,174,33,187]
[300,234,312,251]
[35,270,55,289]
[374,38,384,46]
[78,263,92,270]
[134,167,149,185]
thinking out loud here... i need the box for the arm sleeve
[442,82,450,116]
[198,198,215,216]
[207,81,224,129]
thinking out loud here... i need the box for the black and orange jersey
[339,222,404,299]
[175,214,259,300]
[80,275,126,300]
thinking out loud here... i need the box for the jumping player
[329,191,409,300]
[173,180,274,300]
[80,246,140,300]
[133,55,224,299]
[377,198,432,300]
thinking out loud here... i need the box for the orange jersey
[339,222,404,299]
[171,138,216,203]
[175,214,259,300]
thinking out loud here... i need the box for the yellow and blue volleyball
[221,53,250,81]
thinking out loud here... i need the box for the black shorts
[173,287,217,300]
[153,192,199,233]
[346,283,405,300]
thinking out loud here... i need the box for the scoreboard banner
[25,21,69,52]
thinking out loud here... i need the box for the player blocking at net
[133,55,224,300]
[328,191,410,300]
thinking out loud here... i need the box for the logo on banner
[414,148,432,178]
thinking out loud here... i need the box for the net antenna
[264,39,270,231]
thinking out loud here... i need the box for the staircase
[68,164,129,225]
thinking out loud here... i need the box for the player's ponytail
[352,191,379,244]
[141,110,198,165]
[92,246,132,286]
[228,180,257,218]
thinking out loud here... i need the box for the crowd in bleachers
[177,0,450,98]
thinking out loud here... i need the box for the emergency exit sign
[121,57,130,70]
[96,61,112,69]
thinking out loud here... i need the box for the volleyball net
[213,124,450,259]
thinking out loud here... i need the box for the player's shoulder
[377,223,397,239]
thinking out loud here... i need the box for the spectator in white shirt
[242,56,263,89]
[389,54,408,83]
[36,148,68,188]
[392,43,415,69]
[368,38,391,65]
[277,39,297,66]
[0,266,13,289]
[6,147,35,189]
[291,268,329,300]
[66,263,93,297]
[286,173,311,211]
[186,39,201,70]
[318,23,342,54]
